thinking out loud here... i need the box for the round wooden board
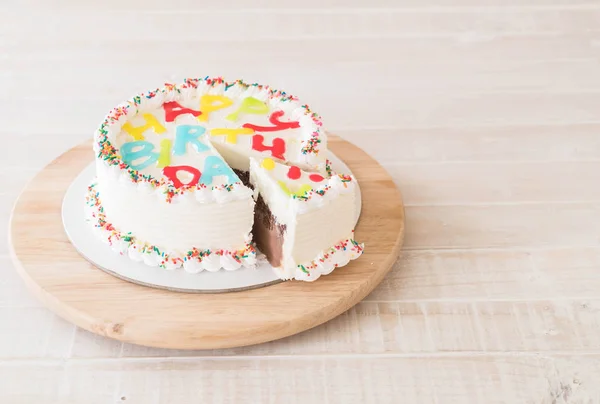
[8,136,405,350]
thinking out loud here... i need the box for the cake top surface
[94,77,326,201]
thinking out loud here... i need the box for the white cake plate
[62,152,361,293]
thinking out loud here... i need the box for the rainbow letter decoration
[243,110,300,132]
[309,173,325,183]
[157,139,172,168]
[122,113,167,141]
[163,101,202,122]
[252,134,286,160]
[198,95,234,122]
[163,165,201,189]
[278,181,313,198]
[226,97,269,121]
[174,125,209,155]
[200,156,239,186]
[121,141,159,170]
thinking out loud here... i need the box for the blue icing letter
[121,141,158,170]
[174,125,208,155]
[200,155,239,186]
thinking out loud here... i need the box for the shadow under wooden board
[8,135,405,350]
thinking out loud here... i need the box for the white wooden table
[2,2,600,402]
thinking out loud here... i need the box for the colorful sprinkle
[298,235,364,272]
[290,174,355,202]
[301,131,322,155]
[325,160,333,178]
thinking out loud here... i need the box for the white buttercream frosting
[293,234,364,282]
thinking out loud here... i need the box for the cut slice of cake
[249,157,364,281]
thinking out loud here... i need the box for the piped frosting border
[291,173,356,214]
[294,232,364,282]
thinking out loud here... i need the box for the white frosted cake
[87,77,363,280]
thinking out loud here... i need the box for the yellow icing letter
[199,95,234,122]
[278,181,312,198]
[226,97,269,121]
[210,127,254,144]
[157,139,172,168]
[122,113,167,141]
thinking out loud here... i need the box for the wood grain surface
[2,1,600,402]
[9,136,405,350]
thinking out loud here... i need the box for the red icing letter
[252,134,286,160]
[287,166,301,180]
[243,111,300,132]
[309,173,324,182]
[163,101,202,123]
[163,165,201,188]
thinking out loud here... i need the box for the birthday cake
[87,77,363,280]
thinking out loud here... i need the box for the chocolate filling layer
[233,169,285,268]
[252,195,286,268]
[233,169,251,189]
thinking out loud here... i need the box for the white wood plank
[1,134,87,170]
[0,361,118,404]
[369,250,537,301]
[404,203,600,249]
[0,170,36,197]
[5,59,600,102]
[0,362,64,403]
[44,315,76,359]
[7,0,600,11]
[60,365,120,404]
[387,161,600,205]
[339,124,600,163]
[0,256,43,308]
[6,35,600,70]
[69,327,123,358]
[0,195,17,256]
[371,248,600,302]
[4,9,600,42]
[0,355,598,403]
[0,307,73,358]
[531,248,600,298]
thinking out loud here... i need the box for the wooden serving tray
[8,135,405,350]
